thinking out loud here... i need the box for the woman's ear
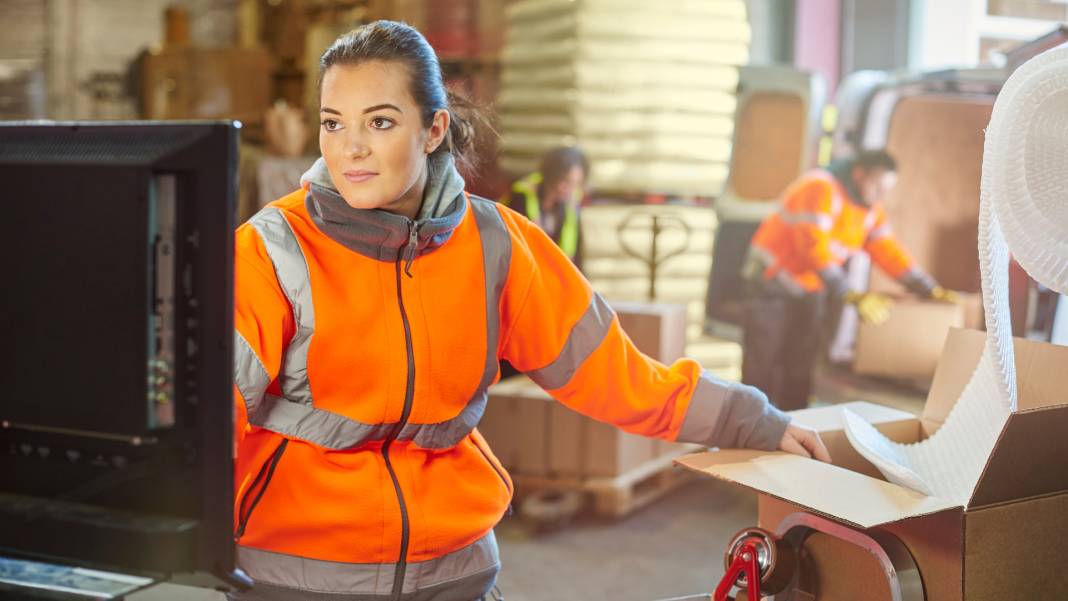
[425,109,450,154]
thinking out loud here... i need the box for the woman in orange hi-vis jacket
[232,21,829,601]
[742,150,958,412]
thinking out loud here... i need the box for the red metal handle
[713,541,761,601]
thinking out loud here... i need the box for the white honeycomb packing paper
[843,47,1068,503]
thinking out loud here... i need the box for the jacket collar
[301,153,468,262]
[826,158,865,207]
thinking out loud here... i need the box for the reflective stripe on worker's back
[239,198,511,451]
[780,211,833,230]
[250,208,316,407]
[237,531,500,598]
[526,293,615,391]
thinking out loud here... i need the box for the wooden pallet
[511,446,700,519]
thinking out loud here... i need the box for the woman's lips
[344,170,378,183]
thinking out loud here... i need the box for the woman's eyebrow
[363,103,402,114]
[320,107,342,115]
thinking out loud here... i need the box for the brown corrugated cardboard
[679,449,957,529]
[853,299,965,379]
[480,376,658,479]
[611,301,688,365]
[677,328,1068,600]
[963,492,1068,600]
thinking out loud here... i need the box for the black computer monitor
[0,122,239,587]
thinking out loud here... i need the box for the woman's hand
[778,424,831,462]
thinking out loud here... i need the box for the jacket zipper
[234,439,289,540]
[385,220,419,601]
[473,437,512,497]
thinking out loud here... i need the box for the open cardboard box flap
[677,328,1068,527]
[676,449,959,529]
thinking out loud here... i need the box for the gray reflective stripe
[469,198,511,393]
[400,198,511,449]
[750,246,775,266]
[863,209,879,231]
[235,330,271,413]
[237,530,500,596]
[751,246,806,296]
[250,208,316,407]
[828,240,853,261]
[773,271,807,296]
[248,394,392,450]
[781,211,833,230]
[868,223,892,241]
[526,293,615,391]
[398,390,488,449]
[676,372,730,446]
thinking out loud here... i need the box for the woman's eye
[321,119,341,131]
[371,117,395,130]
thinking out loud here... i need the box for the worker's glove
[844,291,893,325]
[929,286,961,304]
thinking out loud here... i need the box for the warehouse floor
[495,368,929,601]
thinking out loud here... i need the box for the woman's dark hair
[854,149,897,172]
[318,20,491,175]
[538,146,590,185]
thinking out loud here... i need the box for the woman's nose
[345,131,370,160]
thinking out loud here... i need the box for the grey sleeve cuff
[899,268,938,298]
[676,371,792,451]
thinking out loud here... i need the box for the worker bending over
[742,150,957,410]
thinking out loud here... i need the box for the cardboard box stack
[479,301,696,482]
[497,0,750,196]
[677,328,1068,600]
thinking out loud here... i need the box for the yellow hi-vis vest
[507,172,579,259]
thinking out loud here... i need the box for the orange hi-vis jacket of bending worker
[749,169,927,295]
[232,153,789,600]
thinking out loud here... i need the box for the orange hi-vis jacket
[232,155,790,601]
[749,169,932,296]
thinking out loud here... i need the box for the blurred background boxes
[853,295,983,380]
[140,47,273,126]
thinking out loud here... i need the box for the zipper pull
[403,221,419,278]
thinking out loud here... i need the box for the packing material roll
[843,47,1068,502]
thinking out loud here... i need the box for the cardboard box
[478,302,694,477]
[853,298,967,379]
[479,376,658,478]
[677,328,1068,600]
[611,300,688,365]
[141,47,272,125]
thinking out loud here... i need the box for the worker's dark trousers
[742,282,827,411]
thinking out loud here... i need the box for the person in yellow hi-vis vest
[502,146,588,270]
